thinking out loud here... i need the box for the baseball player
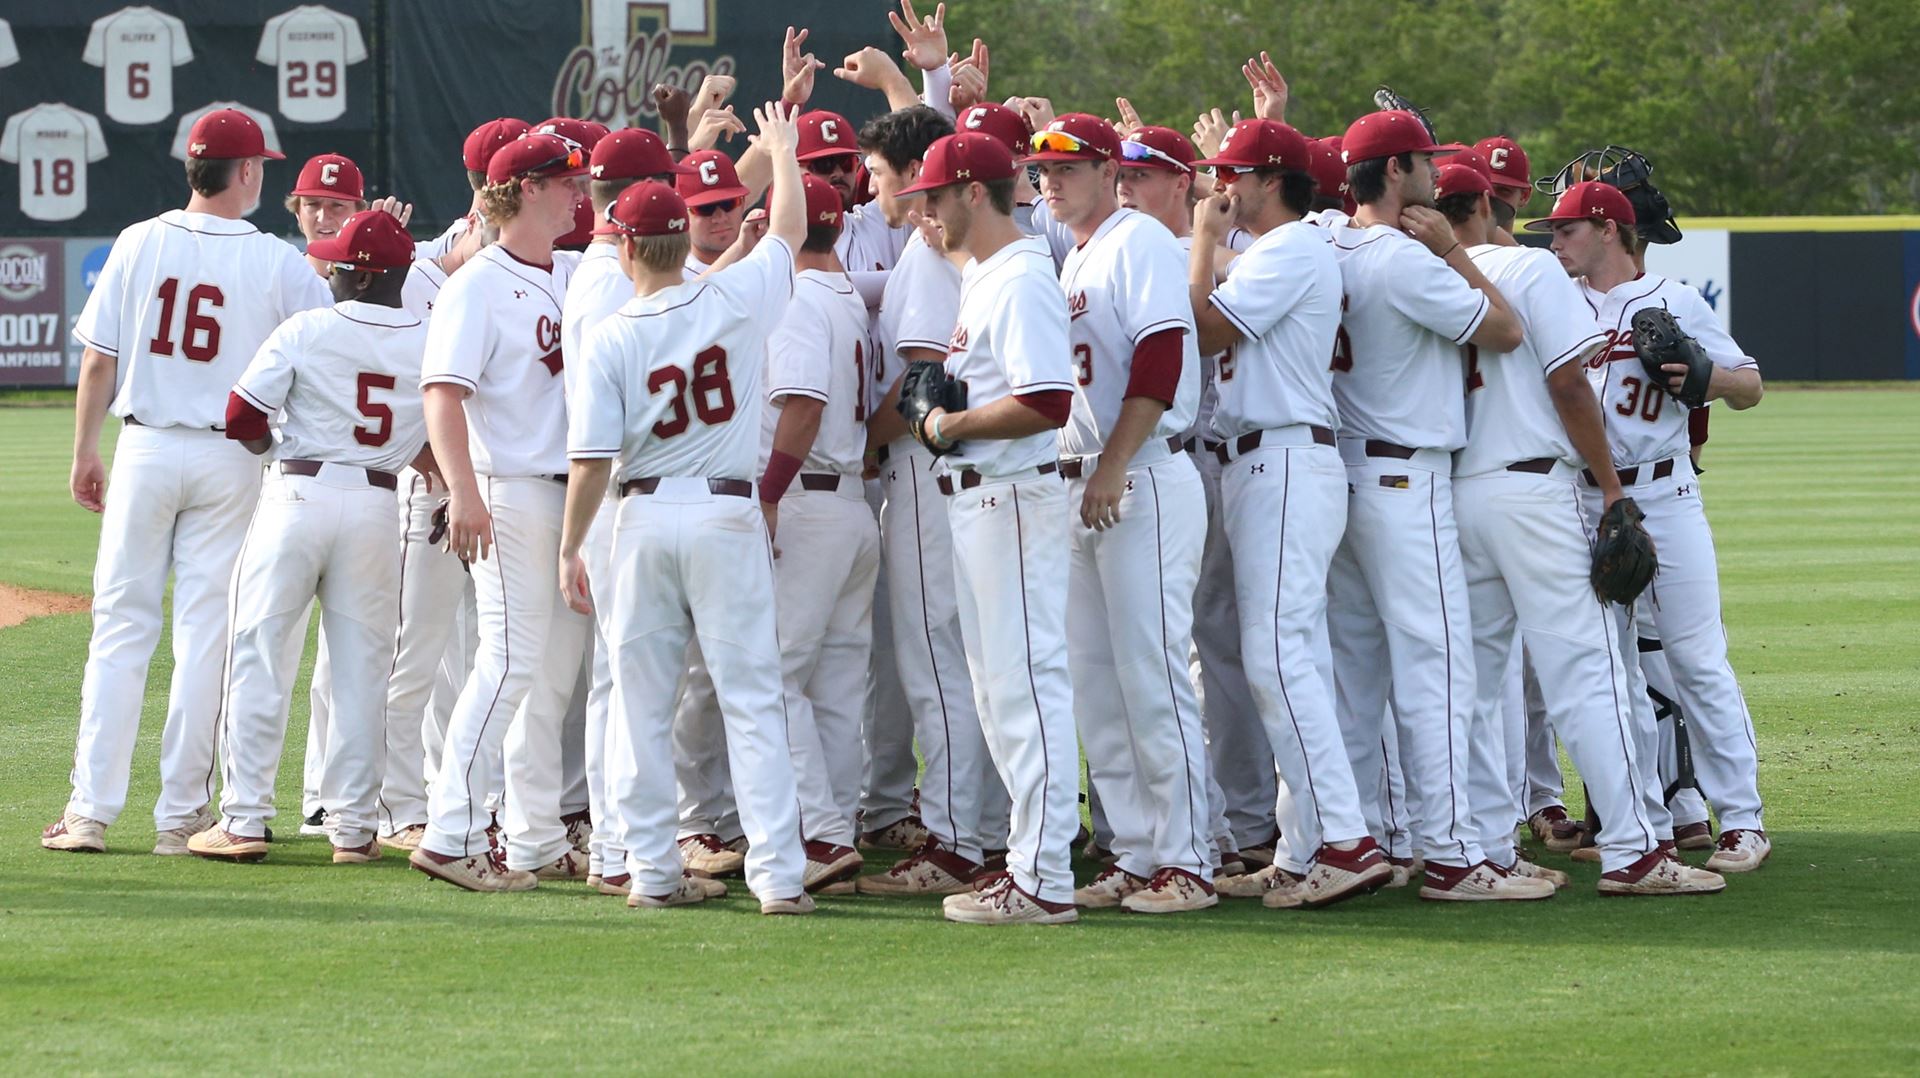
[1022,114,1214,914]
[1532,181,1771,874]
[561,102,810,914]
[44,109,329,857]
[894,132,1080,926]
[1324,110,1553,901]
[409,131,592,892]
[1435,164,1725,895]
[187,210,431,865]
[404,117,528,263]
[853,105,1014,895]
[1473,135,1531,243]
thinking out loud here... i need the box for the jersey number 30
[648,345,736,439]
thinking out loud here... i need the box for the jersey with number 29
[572,236,795,483]
[1580,273,1753,469]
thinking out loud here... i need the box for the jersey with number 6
[571,236,795,481]
[1579,274,1752,469]
[763,269,871,474]
[83,6,193,125]
[232,299,428,472]
[419,244,578,478]
[71,209,331,429]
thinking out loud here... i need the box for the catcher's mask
[1537,145,1682,245]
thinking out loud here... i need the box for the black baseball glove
[1591,497,1658,605]
[1631,306,1712,408]
[895,360,968,456]
[1373,85,1437,141]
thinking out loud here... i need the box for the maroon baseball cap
[590,128,693,181]
[594,181,691,238]
[535,117,610,152]
[1305,138,1348,199]
[1119,127,1196,173]
[555,200,595,249]
[1340,110,1464,164]
[306,209,414,270]
[1523,180,1637,232]
[187,108,282,161]
[1434,162,1492,200]
[956,103,1031,156]
[486,133,589,186]
[462,118,530,171]
[1445,148,1494,185]
[1024,113,1121,164]
[802,174,844,229]
[797,110,861,161]
[290,153,364,200]
[1473,135,1532,190]
[1194,119,1311,172]
[675,150,750,207]
[897,133,1018,196]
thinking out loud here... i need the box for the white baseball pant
[66,423,261,830]
[1327,547,1416,863]
[861,477,920,834]
[419,581,477,790]
[672,648,740,842]
[580,493,625,876]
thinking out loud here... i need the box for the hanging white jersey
[419,244,578,478]
[1579,273,1754,469]
[233,300,428,472]
[83,6,193,125]
[836,201,911,273]
[1454,244,1609,477]
[71,210,330,429]
[256,5,368,123]
[873,229,961,413]
[399,255,447,321]
[1328,222,1491,450]
[1205,220,1343,439]
[762,269,871,475]
[944,235,1074,477]
[561,243,632,408]
[171,102,281,162]
[0,104,109,223]
[1057,209,1197,456]
[572,236,793,482]
[0,20,17,71]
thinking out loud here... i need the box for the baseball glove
[1630,306,1712,408]
[1591,497,1658,605]
[895,360,968,456]
[1373,85,1437,141]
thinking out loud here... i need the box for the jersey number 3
[648,345,736,439]
[148,279,225,362]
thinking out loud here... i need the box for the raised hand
[890,0,949,72]
[781,26,825,105]
[835,45,906,91]
[1242,50,1288,122]
[369,195,414,230]
[1192,107,1237,159]
[688,104,746,151]
[949,49,989,111]
[1018,96,1056,132]
[693,74,736,114]
[1114,97,1144,137]
[654,82,692,133]
[750,101,801,159]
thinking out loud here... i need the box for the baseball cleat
[1385,856,1417,889]
[1673,821,1715,851]
[678,833,745,878]
[152,806,218,856]
[629,875,714,909]
[535,849,592,880]
[1527,806,1588,852]
[378,823,427,852]
[409,846,538,892]
[1298,838,1393,908]
[859,815,931,852]
[1073,865,1148,908]
[981,847,1008,872]
[187,827,270,863]
[1704,829,1771,873]
[332,840,381,864]
[1598,850,1727,896]
[802,840,863,892]
[1259,868,1309,909]
[1216,850,1248,878]
[1419,860,1558,902]
[1079,839,1118,866]
[1122,868,1218,914]
[299,808,334,837]
[943,874,1077,925]
[41,812,107,853]
[760,892,817,916]
[561,810,593,856]
[1217,863,1281,898]
[856,842,981,896]
[596,873,630,896]
[1509,852,1571,889]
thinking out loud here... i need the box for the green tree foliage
[944,0,1920,214]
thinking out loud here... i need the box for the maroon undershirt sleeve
[1123,328,1185,406]
[1013,388,1072,427]
[1688,405,1710,447]
[224,393,270,441]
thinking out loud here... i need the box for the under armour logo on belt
[1249,463,1265,474]
[982,496,997,509]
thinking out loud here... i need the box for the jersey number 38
[648,345,737,439]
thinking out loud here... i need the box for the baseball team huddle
[40,2,1772,925]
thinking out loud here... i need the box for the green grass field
[2,391,1917,1075]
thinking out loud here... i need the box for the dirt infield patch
[0,584,90,630]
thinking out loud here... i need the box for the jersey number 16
[147,278,225,362]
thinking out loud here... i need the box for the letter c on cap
[1489,147,1510,170]
[821,119,840,143]
[964,108,984,130]
[321,162,341,186]
[699,159,719,186]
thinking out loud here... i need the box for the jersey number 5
[648,345,737,439]
[148,279,224,362]
[355,372,396,447]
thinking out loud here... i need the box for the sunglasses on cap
[806,156,859,177]
[528,145,586,177]
[1030,130,1090,154]
[691,197,743,216]
[1119,140,1188,171]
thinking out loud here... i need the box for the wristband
[930,413,949,448]
[1440,241,1461,259]
[759,449,803,505]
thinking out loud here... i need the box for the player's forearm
[764,144,807,250]
[559,458,612,558]
[735,141,772,204]
[422,386,479,496]
[868,370,911,448]
[1708,366,1762,410]
[72,349,117,457]
[770,396,825,462]
[940,394,1060,443]
[1098,396,1166,472]
[1547,363,1622,501]
[880,69,921,112]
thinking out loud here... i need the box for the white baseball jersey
[171,103,282,162]
[233,300,429,472]
[0,20,17,71]
[561,243,633,407]
[0,104,109,223]
[1057,209,1198,456]
[571,236,795,481]
[1305,207,1351,232]
[1580,273,1754,468]
[944,236,1074,477]
[1019,197,1077,270]
[256,5,368,123]
[873,229,961,404]
[419,244,578,477]
[415,216,470,263]
[399,256,448,320]
[763,269,871,474]
[1454,244,1610,477]
[1328,223,1491,450]
[1178,230,1253,443]
[1205,220,1343,439]
[71,210,331,429]
[83,6,192,125]
[837,201,911,273]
